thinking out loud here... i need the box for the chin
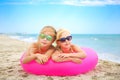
[63,46,70,49]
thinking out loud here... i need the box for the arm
[52,50,82,63]
[59,45,86,58]
[69,45,86,58]
[57,45,86,59]
[35,46,55,64]
[52,50,72,62]
[44,46,55,59]
[22,43,37,64]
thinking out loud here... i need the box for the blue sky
[0,0,120,34]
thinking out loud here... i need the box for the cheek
[39,39,44,42]
[49,41,53,44]
[47,41,53,45]
[38,39,41,43]
[60,43,66,47]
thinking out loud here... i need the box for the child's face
[57,32,72,49]
[38,28,55,47]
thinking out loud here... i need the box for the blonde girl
[52,29,86,63]
[22,26,56,64]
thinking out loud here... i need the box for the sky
[0,0,120,34]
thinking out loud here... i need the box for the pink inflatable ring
[20,47,98,76]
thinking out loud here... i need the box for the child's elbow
[81,52,87,58]
[21,58,29,64]
[83,53,87,58]
[22,59,27,64]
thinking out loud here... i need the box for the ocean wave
[9,35,36,42]
[98,53,120,63]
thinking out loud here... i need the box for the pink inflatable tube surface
[20,47,98,76]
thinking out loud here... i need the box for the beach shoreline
[0,34,120,80]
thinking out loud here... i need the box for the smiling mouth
[64,44,70,47]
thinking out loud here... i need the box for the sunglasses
[58,36,72,42]
[39,34,53,41]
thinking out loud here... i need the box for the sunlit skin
[52,30,86,64]
[22,26,56,64]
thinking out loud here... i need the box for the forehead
[41,28,55,36]
[60,31,70,38]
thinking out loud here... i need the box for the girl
[22,26,56,64]
[52,29,86,63]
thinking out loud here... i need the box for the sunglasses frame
[39,34,53,41]
[58,36,72,42]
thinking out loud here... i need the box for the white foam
[10,35,21,39]
[98,53,120,63]
[90,37,99,40]
[94,38,98,40]
[9,35,36,42]
[21,37,36,42]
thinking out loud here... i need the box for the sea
[6,33,120,63]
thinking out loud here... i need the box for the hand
[71,58,82,64]
[53,54,71,62]
[58,54,69,59]
[35,54,48,64]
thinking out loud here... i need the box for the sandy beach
[0,34,120,80]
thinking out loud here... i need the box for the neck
[61,47,71,53]
[39,44,50,53]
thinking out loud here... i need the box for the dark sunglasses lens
[59,38,66,42]
[67,36,72,41]
[66,36,72,41]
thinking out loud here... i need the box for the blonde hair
[40,26,56,37]
[56,29,70,41]
[38,26,56,41]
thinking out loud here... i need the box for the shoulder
[71,44,81,51]
[71,44,79,48]
[29,42,38,48]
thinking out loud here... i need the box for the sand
[0,34,120,80]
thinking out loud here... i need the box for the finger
[58,55,64,58]
[40,59,44,64]
[35,59,41,64]
[43,58,47,62]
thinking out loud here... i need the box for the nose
[43,37,47,41]
[65,39,69,43]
